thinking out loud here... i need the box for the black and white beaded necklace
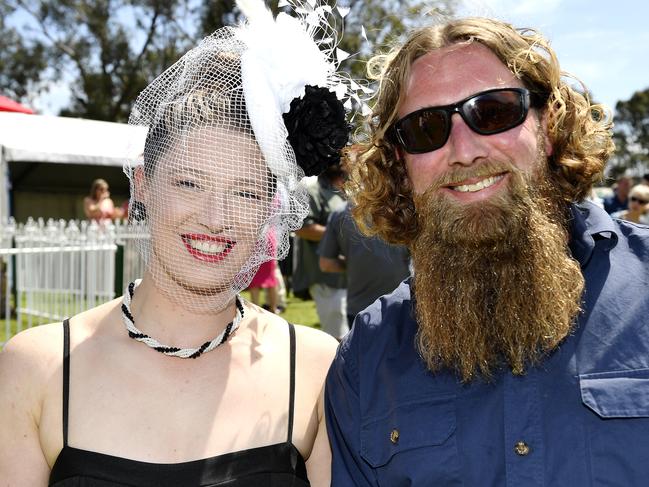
[121,279,244,359]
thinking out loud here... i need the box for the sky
[457,0,649,111]
[25,0,649,115]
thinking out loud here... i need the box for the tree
[0,5,47,102]
[1,0,456,122]
[338,0,455,74]
[611,88,649,178]
[1,0,197,122]
[197,0,456,85]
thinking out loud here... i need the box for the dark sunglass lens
[398,109,448,153]
[632,197,648,204]
[464,90,526,134]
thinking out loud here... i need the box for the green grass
[240,290,320,328]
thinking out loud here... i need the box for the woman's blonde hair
[348,17,614,245]
[630,184,649,202]
[89,178,109,200]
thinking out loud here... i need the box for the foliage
[1,0,196,121]
[611,87,649,178]
[337,0,455,78]
[198,0,456,88]
[1,0,456,122]
[0,8,47,101]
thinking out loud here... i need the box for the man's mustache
[424,160,518,193]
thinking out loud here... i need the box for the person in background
[611,184,649,223]
[326,16,649,486]
[83,178,123,222]
[318,146,410,329]
[247,230,280,313]
[293,164,348,339]
[319,202,410,330]
[603,175,631,214]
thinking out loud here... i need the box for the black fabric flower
[283,85,349,177]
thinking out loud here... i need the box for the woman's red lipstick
[181,234,236,263]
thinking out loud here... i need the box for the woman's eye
[236,190,261,200]
[175,179,200,189]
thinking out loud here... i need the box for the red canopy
[0,95,34,114]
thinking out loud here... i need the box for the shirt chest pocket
[579,369,649,485]
[360,397,463,487]
[580,368,649,418]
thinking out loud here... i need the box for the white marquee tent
[0,113,146,222]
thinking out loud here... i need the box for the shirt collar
[568,200,619,267]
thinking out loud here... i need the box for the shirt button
[390,429,400,444]
[514,441,530,456]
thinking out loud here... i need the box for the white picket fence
[0,218,147,346]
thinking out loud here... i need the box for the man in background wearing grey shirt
[319,201,411,329]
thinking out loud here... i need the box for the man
[319,201,410,329]
[603,175,631,214]
[319,145,410,329]
[325,17,649,486]
[293,164,348,338]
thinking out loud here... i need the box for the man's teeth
[451,174,504,193]
[189,240,227,254]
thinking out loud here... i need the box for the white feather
[235,0,333,113]
[236,0,275,27]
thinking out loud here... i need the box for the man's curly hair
[347,17,614,246]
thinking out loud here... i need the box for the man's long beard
[410,158,584,382]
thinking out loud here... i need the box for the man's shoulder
[341,279,414,351]
[361,278,411,320]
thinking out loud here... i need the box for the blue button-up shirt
[325,201,649,486]
[603,193,628,214]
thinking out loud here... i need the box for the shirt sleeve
[302,184,324,227]
[325,326,378,487]
[317,210,342,258]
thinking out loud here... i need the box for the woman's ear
[132,166,148,203]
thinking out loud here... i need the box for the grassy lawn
[241,290,320,328]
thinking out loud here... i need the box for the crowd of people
[2,1,649,486]
[594,174,649,223]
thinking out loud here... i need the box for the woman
[247,230,280,313]
[0,1,350,485]
[83,178,123,222]
[611,183,649,224]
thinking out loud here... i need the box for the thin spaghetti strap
[287,322,296,443]
[62,319,70,447]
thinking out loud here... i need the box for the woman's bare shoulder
[1,322,64,371]
[293,324,338,353]
[0,297,121,380]
[244,304,338,371]
[0,321,65,431]
[292,324,339,374]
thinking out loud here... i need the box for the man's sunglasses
[631,196,649,204]
[391,88,543,154]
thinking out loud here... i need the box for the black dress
[49,319,310,486]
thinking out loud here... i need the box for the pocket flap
[360,396,456,467]
[580,368,649,418]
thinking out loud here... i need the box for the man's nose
[444,113,490,167]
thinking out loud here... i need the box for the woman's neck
[127,273,240,348]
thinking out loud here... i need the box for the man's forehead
[402,43,520,110]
